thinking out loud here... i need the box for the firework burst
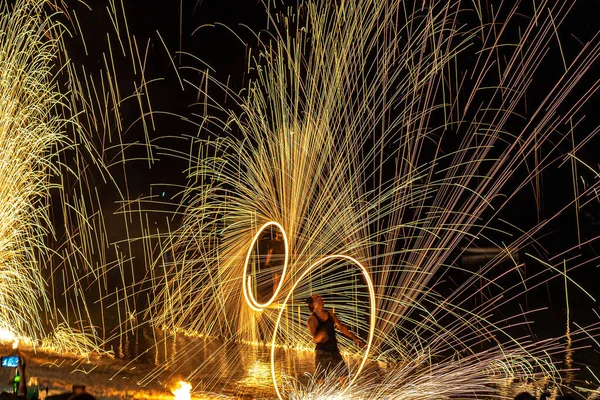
[0,0,75,343]
[0,0,155,358]
[144,0,600,397]
[2,0,600,398]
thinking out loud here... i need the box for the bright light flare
[0,327,15,343]
[171,381,192,400]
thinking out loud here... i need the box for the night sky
[66,0,600,199]
[54,0,600,328]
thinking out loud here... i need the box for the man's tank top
[314,311,339,352]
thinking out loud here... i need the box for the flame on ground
[0,327,19,349]
[171,381,192,400]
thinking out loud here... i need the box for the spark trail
[0,0,155,358]
[145,0,600,398]
[2,0,600,398]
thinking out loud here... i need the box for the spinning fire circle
[241,221,375,399]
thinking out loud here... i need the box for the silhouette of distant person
[45,384,97,400]
[69,385,86,397]
[306,294,364,383]
[4,355,27,397]
[252,230,286,343]
[69,394,96,400]
[253,231,284,304]
[264,230,285,293]
[513,393,535,400]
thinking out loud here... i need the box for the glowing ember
[0,328,18,349]
[0,327,15,343]
[171,381,192,400]
[1,0,599,399]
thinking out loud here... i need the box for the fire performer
[305,294,365,382]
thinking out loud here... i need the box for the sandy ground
[0,344,185,400]
[0,341,277,400]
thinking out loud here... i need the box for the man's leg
[315,351,348,386]
[330,351,348,386]
[315,351,335,384]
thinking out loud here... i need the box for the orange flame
[171,381,191,400]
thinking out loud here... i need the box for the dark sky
[63,0,600,240]
[62,0,600,284]
[60,1,273,194]
[26,0,598,350]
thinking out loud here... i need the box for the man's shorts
[314,349,348,377]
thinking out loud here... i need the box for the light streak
[147,0,600,396]
[3,0,600,398]
[242,221,289,311]
[0,0,152,359]
[270,254,376,399]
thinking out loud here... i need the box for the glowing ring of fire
[242,221,289,312]
[270,254,376,400]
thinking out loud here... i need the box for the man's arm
[307,315,329,343]
[330,312,365,347]
[264,248,273,266]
